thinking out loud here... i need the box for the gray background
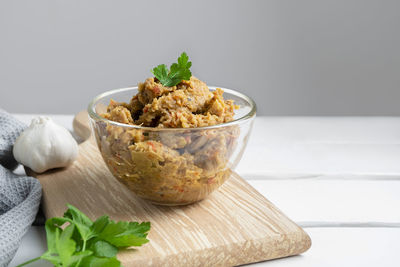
[1,0,399,116]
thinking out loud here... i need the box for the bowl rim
[88,86,257,131]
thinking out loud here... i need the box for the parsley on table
[151,52,192,87]
[17,204,150,267]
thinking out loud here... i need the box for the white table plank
[250,227,400,267]
[9,227,50,267]
[237,117,400,177]
[248,179,400,224]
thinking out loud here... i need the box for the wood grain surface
[28,111,311,266]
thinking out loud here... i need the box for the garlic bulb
[13,116,78,173]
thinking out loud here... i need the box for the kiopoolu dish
[96,53,240,205]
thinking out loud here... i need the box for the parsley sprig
[151,52,192,87]
[17,204,150,267]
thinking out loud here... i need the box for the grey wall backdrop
[1,0,399,116]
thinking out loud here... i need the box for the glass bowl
[88,86,256,206]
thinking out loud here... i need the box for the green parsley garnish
[17,204,150,267]
[151,52,192,87]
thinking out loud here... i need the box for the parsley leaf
[152,64,170,86]
[17,204,150,267]
[57,224,77,266]
[92,240,118,258]
[151,52,192,87]
[81,256,121,267]
[95,220,150,247]
[64,204,93,241]
[69,251,94,266]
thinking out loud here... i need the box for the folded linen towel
[0,109,42,266]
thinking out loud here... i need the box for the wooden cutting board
[28,111,311,266]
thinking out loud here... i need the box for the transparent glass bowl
[88,86,256,206]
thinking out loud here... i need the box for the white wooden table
[9,115,400,267]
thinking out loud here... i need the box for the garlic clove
[13,116,79,173]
